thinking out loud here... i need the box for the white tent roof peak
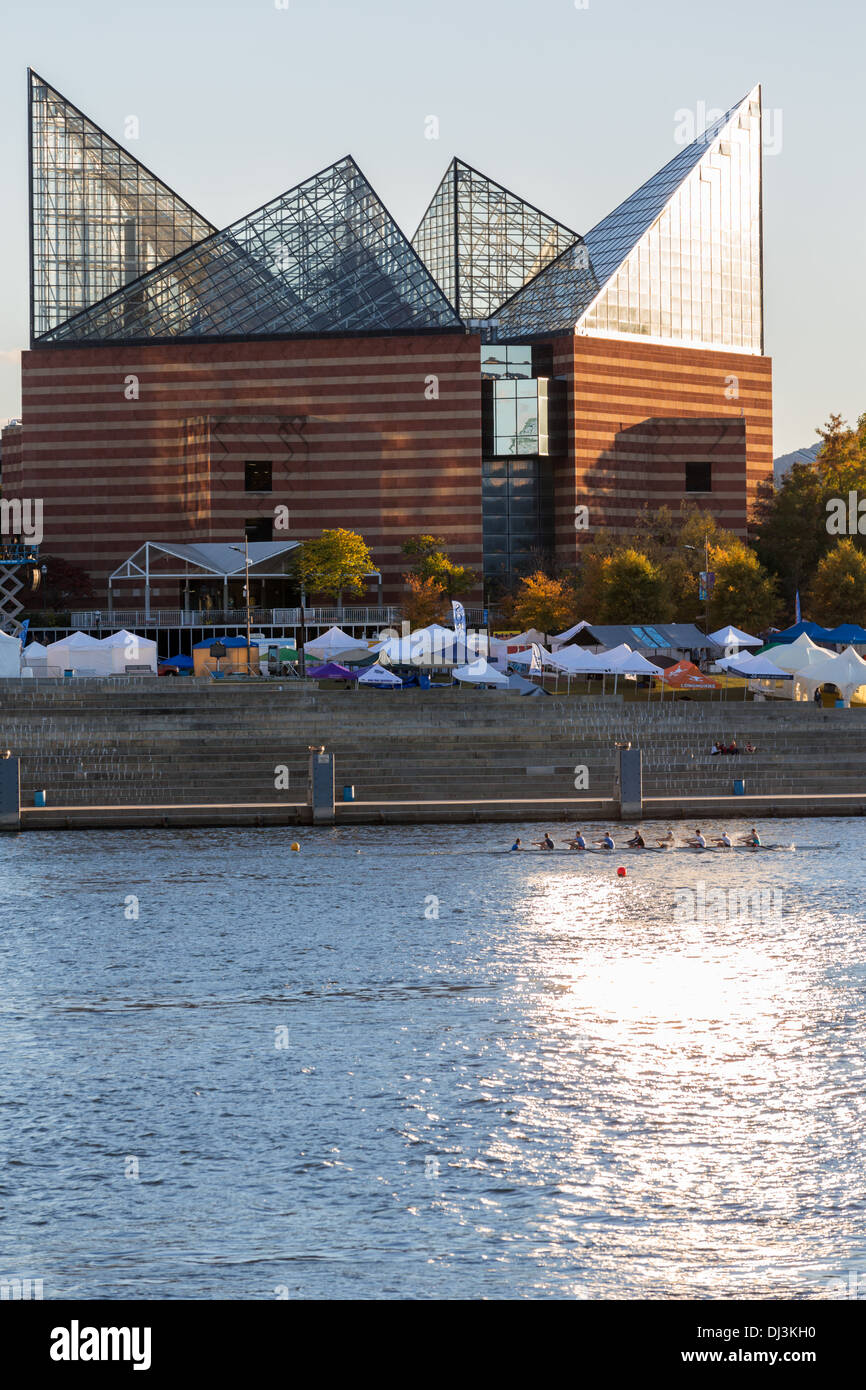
[709,625,761,648]
[508,644,554,666]
[47,630,102,649]
[453,659,508,686]
[551,619,592,648]
[358,663,402,686]
[764,634,828,673]
[99,628,157,648]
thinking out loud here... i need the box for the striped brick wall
[6,328,772,607]
[13,332,483,604]
[552,335,773,564]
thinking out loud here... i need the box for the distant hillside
[773,442,821,487]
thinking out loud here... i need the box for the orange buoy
[290,842,300,852]
[617,866,627,877]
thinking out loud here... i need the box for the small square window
[245,517,272,542]
[244,460,272,493]
[685,461,712,493]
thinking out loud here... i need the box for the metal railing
[67,605,483,630]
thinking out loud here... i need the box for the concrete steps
[2,681,864,812]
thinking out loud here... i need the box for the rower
[656,828,675,848]
[566,830,587,850]
[532,833,555,851]
[686,827,707,848]
[510,837,523,851]
[712,831,733,847]
[596,833,615,851]
[740,827,762,847]
[625,829,645,848]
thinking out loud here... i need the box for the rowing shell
[500,842,838,855]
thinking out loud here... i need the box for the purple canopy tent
[306,661,357,680]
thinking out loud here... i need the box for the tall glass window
[580,103,762,351]
[482,458,553,585]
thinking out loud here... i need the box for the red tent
[662,660,719,689]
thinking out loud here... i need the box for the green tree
[752,464,830,608]
[753,413,866,612]
[297,528,374,602]
[596,549,671,623]
[402,534,477,599]
[807,539,866,626]
[512,571,576,635]
[707,542,779,632]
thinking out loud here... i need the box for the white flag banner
[451,600,467,663]
[529,643,542,673]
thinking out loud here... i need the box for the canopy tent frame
[108,540,304,620]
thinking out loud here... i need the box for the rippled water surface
[1,818,864,1299]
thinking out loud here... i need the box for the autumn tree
[512,571,576,635]
[297,528,374,602]
[401,534,477,599]
[807,539,866,626]
[400,573,450,628]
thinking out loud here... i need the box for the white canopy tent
[0,629,21,677]
[718,652,794,679]
[22,639,49,673]
[597,644,664,676]
[489,628,546,655]
[794,647,866,706]
[45,631,113,675]
[762,633,830,675]
[550,646,604,673]
[709,625,762,650]
[357,663,402,687]
[375,624,476,668]
[508,644,555,667]
[453,659,508,687]
[99,629,158,673]
[550,619,592,651]
[303,626,361,660]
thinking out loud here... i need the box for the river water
[1,817,864,1300]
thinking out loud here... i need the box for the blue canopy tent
[822,623,866,644]
[765,621,835,645]
[192,635,252,649]
[162,652,194,668]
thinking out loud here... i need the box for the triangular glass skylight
[43,156,461,341]
[412,158,578,319]
[29,70,215,341]
[495,88,763,351]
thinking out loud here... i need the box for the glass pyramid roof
[43,156,461,342]
[29,70,215,341]
[495,88,763,350]
[412,158,578,320]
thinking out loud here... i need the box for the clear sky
[1,0,863,454]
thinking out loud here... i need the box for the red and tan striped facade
[2,329,772,603]
[551,335,773,567]
[4,333,482,604]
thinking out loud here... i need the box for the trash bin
[733,779,745,795]
[34,790,47,807]
[343,785,355,802]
